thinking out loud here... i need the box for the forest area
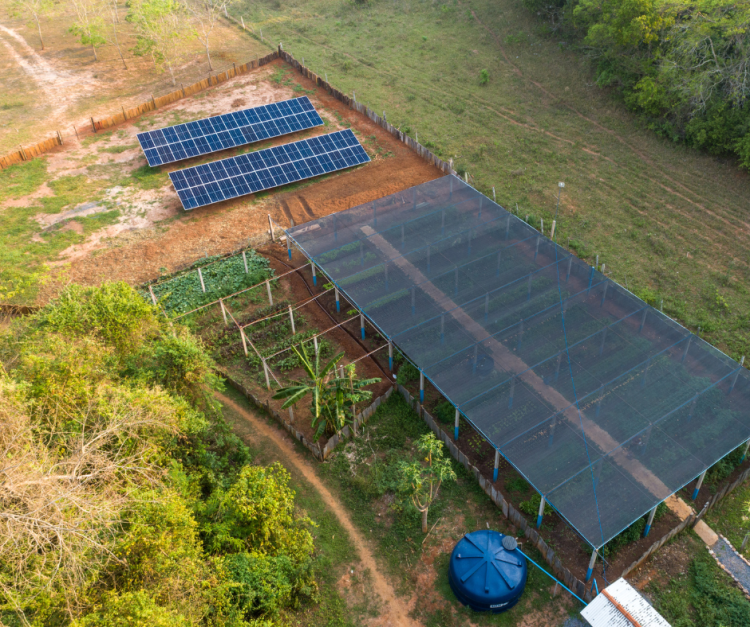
[522,0,750,169]
[0,283,318,626]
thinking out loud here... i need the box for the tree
[68,0,106,61]
[128,0,189,84]
[10,0,53,50]
[273,345,380,440]
[184,0,233,72]
[398,433,457,533]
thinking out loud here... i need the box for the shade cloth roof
[287,174,750,549]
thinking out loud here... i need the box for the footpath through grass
[238,0,750,361]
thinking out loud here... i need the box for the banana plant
[273,344,380,440]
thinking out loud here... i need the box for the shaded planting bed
[287,174,750,550]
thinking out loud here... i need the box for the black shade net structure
[286,174,750,550]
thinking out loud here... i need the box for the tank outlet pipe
[516,546,586,606]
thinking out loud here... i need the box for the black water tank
[449,531,528,613]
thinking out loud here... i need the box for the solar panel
[169,129,370,210]
[137,96,323,167]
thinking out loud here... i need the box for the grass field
[230,0,750,362]
[705,482,750,558]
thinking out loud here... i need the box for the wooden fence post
[91,117,97,133]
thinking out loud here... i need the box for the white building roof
[581,578,671,627]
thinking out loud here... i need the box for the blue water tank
[449,531,527,613]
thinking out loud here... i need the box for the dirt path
[0,24,95,123]
[214,391,421,627]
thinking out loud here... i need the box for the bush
[434,400,455,425]
[519,493,553,517]
[479,69,489,85]
[396,361,419,385]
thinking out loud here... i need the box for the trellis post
[263,359,271,391]
[266,279,273,305]
[240,327,248,356]
[388,341,393,370]
[242,250,248,273]
[454,408,460,440]
[219,299,228,325]
[335,286,340,312]
[268,214,275,241]
[288,305,296,334]
[360,312,365,339]
[148,285,157,306]
[311,262,317,286]
[419,370,425,404]
[198,268,206,292]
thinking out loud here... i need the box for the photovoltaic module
[168,129,370,210]
[136,96,323,167]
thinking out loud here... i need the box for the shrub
[479,69,489,85]
[396,361,419,385]
[519,493,553,517]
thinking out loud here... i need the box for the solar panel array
[137,96,323,167]
[169,129,370,210]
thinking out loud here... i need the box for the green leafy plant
[479,68,489,85]
[398,433,457,532]
[273,345,380,440]
[519,493,553,517]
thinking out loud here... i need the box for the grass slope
[236,0,750,360]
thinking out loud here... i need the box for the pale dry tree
[184,0,233,72]
[0,378,182,623]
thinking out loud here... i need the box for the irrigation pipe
[515,546,587,606]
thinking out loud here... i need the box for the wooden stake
[240,328,248,356]
[73,126,79,140]
[242,250,248,273]
[91,117,97,133]
[220,299,228,324]
[57,130,63,145]
[266,279,273,305]
[121,105,126,120]
[148,285,157,306]
[268,214,275,241]
[198,268,206,293]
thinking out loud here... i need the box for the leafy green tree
[398,433,457,533]
[68,0,106,60]
[128,0,189,84]
[9,0,53,49]
[273,345,380,440]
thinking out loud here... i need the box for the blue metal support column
[454,408,460,440]
[741,439,750,463]
[692,469,707,500]
[287,233,292,259]
[311,262,317,286]
[536,495,546,529]
[643,505,658,537]
[335,286,340,312]
[360,313,366,340]
[419,371,425,403]
[388,341,393,371]
[493,449,500,482]
[586,550,597,582]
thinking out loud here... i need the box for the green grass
[704,482,750,557]
[649,534,750,627]
[0,159,118,302]
[233,0,750,361]
[218,386,370,627]
[0,157,47,203]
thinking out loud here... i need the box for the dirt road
[215,391,421,627]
